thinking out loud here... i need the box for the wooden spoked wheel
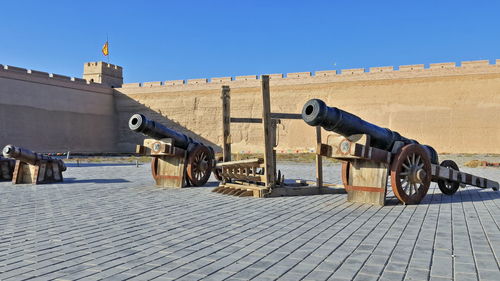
[150,157,160,180]
[186,145,213,186]
[213,156,223,182]
[390,144,432,204]
[341,161,350,186]
[437,160,460,195]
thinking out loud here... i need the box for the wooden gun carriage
[2,145,66,184]
[302,99,499,206]
[130,114,215,188]
[0,156,16,181]
[212,75,345,197]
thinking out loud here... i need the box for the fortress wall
[115,60,500,154]
[0,65,117,153]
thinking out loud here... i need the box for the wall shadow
[114,92,220,153]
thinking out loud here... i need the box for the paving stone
[477,269,500,281]
[0,164,497,281]
[379,270,405,281]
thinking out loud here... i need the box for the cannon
[0,156,16,181]
[2,145,66,184]
[129,114,214,188]
[302,99,499,205]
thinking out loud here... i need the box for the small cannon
[302,99,499,205]
[0,156,16,181]
[2,145,66,184]
[129,114,215,188]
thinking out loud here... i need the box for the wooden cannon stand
[136,138,214,188]
[318,134,499,206]
[12,159,64,184]
[0,157,16,181]
[212,75,345,198]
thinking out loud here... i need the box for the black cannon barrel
[302,99,438,163]
[128,114,197,150]
[2,145,67,171]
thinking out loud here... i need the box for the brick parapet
[117,59,500,93]
[0,64,112,94]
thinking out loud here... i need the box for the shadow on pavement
[66,163,143,168]
[63,177,130,184]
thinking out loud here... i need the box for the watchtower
[83,61,123,88]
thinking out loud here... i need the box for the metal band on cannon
[129,114,214,188]
[2,145,66,184]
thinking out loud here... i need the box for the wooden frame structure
[136,138,189,188]
[0,157,15,181]
[12,159,65,184]
[213,76,345,198]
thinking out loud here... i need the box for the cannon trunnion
[302,99,499,206]
[2,145,66,184]
[129,114,214,188]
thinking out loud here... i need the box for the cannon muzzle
[302,99,438,163]
[129,114,198,150]
[2,145,66,171]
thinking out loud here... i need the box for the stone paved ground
[0,162,499,281]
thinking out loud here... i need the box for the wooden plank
[269,113,302,119]
[347,159,388,206]
[261,75,276,188]
[431,163,499,190]
[230,114,301,124]
[315,126,323,188]
[153,154,186,188]
[319,134,391,164]
[221,86,231,162]
[216,158,263,167]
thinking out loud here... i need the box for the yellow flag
[102,41,109,56]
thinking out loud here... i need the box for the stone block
[341,68,365,75]
[399,64,425,71]
[315,70,338,77]
[429,62,456,69]
[187,78,207,85]
[461,60,489,68]
[235,75,258,81]
[287,72,311,78]
[142,81,162,87]
[164,80,184,86]
[211,77,232,83]
[369,66,394,73]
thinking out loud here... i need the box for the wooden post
[261,75,276,188]
[315,126,323,189]
[221,86,231,162]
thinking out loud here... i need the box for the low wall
[115,60,500,154]
[0,65,117,153]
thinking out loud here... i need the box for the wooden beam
[230,117,262,124]
[269,113,302,119]
[221,86,231,162]
[230,113,301,124]
[315,126,323,189]
[261,75,276,188]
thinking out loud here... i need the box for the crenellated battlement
[83,61,123,87]
[119,59,500,89]
[0,64,99,86]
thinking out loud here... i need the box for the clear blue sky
[1,0,499,83]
